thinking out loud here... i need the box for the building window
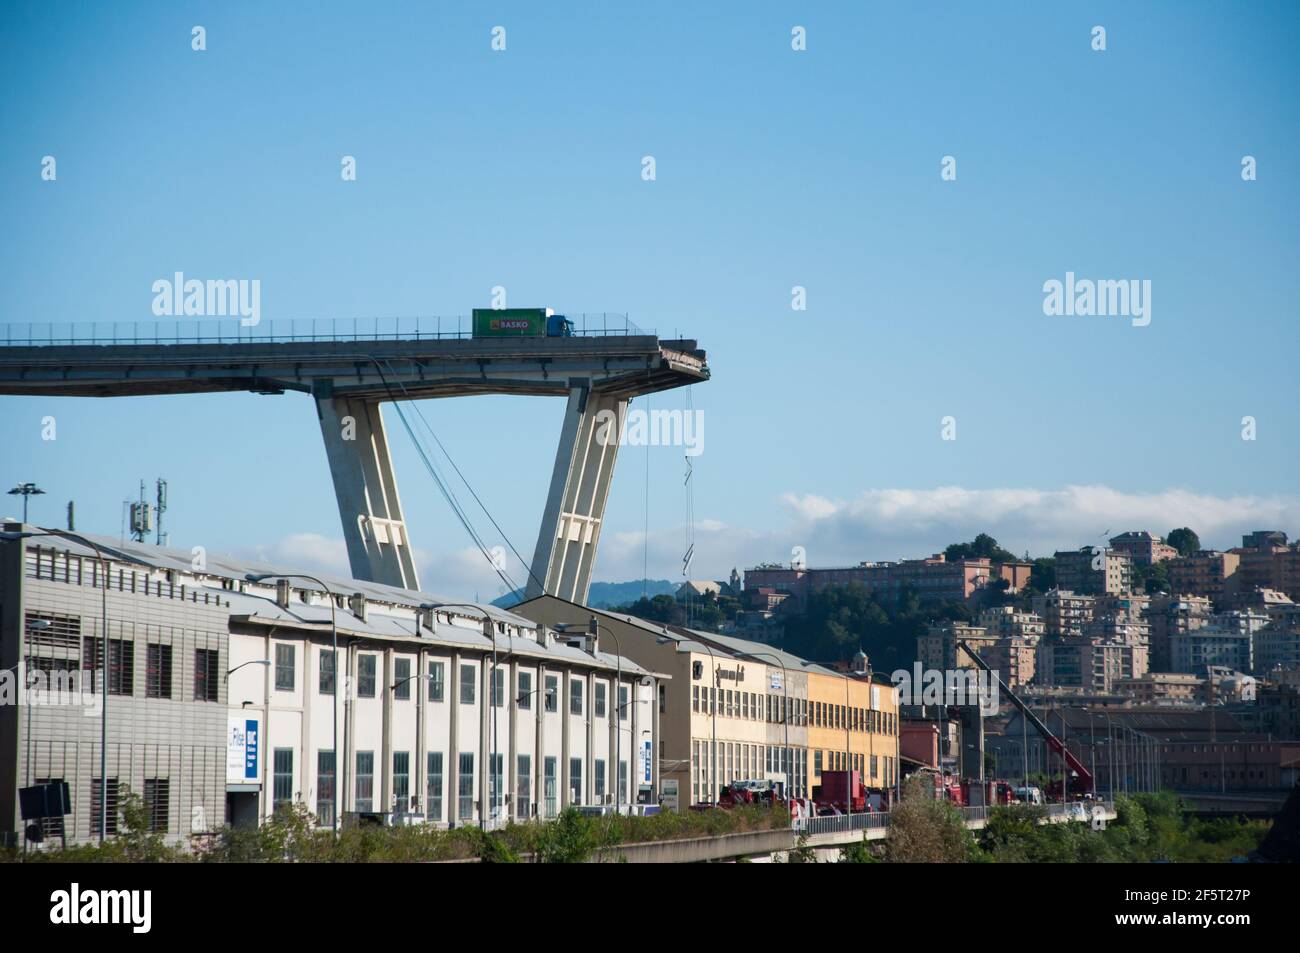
[518,671,532,709]
[595,759,606,799]
[145,643,172,699]
[356,751,374,812]
[194,648,219,702]
[619,685,629,722]
[273,748,294,810]
[393,658,411,700]
[428,661,445,702]
[275,643,295,691]
[458,753,475,821]
[85,637,134,696]
[569,757,583,805]
[90,777,119,836]
[393,751,410,811]
[426,752,444,821]
[570,679,583,715]
[317,750,336,827]
[516,755,532,819]
[491,666,505,708]
[143,778,170,833]
[544,757,558,817]
[488,754,503,815]
[814,750,823,777]
[619,760,628,803]
[319,649,336,695]
[544,675,558,712]
[357,654,376,698]
[693,685,700,712]
[595,682,607,718]
[460,664,476,705]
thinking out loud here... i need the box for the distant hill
[492,579,677,610]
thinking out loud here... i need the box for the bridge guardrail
[796,800,1113,835]
[0,313,649,347]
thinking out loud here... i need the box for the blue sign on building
[244,719,259,779]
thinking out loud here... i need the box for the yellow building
[806,650,900,796]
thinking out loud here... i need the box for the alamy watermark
[594,406,704,456]
[1042,271,1150,327]
[151,272,261,326]
[891,663,999,715]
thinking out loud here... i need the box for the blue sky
[2,2,1298,597]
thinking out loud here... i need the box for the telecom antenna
[128,479,152,543]
[156,478,168,546]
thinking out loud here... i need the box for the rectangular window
[143,778,169,833]
[273,748,294,810]
[356,751,374,812]
[619,760,628,803]
[426,752,444,821]
[90,777,119,836]
[145,643,172,699]
[458,753,475,820]
[619,685,629,722]
[518,671,533,709]
[275,643,295,691]
[460,664,476,705]
[393,658,411,700]
[84,637,134,696]
[194,648,219,701]
[489,753,503,815]
[570,678,583,715]
[693,685,700,712]
[569,757,583,805]
[544,757,558,817]
[428,660,444,702]
[595,682,607,718]
[545,675,558,712]
[516,754,532,819]
[393,751,410,810]
[814,749,823,776]
[595,759,606,799]
[319,649,336,695]
[317,750,336,827]
[357,654,376,698]
[491,666,505,708]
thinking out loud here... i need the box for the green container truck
[471,308,574,338]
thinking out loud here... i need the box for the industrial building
[513,595,900,810]
[1,525,662,847]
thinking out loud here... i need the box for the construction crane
[956,640,1095,799]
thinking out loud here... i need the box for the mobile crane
[956,641,1095,800]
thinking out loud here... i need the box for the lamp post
[247,572,339,834]
[658,632,717,804]
[7,483,45,523]
[3,529,110,842]
[421,603,502,828]
[557,618,625,814]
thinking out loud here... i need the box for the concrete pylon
[526,382,626,604]
[314,385,420,590]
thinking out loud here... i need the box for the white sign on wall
[227,714,261,784]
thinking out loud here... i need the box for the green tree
[1167,528,1200,557]
[884,777,976,863]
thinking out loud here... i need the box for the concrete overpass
[0,317,709,603]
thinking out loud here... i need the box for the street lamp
[557,617,627,815]
[3,529,110,843]
[226,659,272,678]
[421,603,502,827]
[658,632,718,805]
[246,572,339,834]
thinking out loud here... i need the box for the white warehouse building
[1,525,664,847]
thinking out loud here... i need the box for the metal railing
[795,800,1114,836]
[0,313,649,347]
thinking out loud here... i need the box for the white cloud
[242,485,1300,594]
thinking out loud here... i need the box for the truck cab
[546,313,575,337]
